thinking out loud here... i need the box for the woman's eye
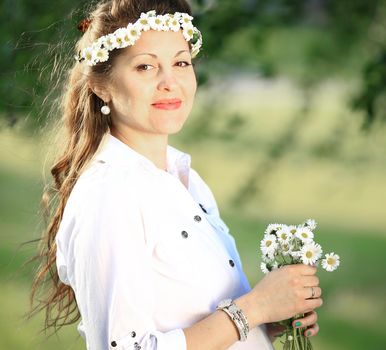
[175,61,192,67]
[136,64,154,71]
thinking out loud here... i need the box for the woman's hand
[292,310,320,337]
[265,310,320,343]
[243,264,323,327]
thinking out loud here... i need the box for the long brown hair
[29,0,192,334]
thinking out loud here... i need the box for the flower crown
[75,10,203,66]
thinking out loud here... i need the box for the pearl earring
[101,104,110,115]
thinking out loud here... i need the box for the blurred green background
[1,0,386,349]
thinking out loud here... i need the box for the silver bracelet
[216,299,249,342]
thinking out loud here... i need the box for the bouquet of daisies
[259,219,340,350]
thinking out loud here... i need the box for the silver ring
[310,286,315,298]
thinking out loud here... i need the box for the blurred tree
[1,0,385,128]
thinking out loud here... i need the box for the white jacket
[56,133,273,350]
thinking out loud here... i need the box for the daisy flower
[260,234,278,258]
[181,13,193,25]
[287,225,298,237]
[264,223,288,236]
[127,23,141,43]
[113,27,130,48]
[168,16,181,32]
[322,252,340,271]
[280,242,293,256]
[82,47,96,66]
[101,34,117,51]
[137,12,152,31]
[149,15,166,31]
[295,227,314,243]
[182,24,195,41]
[300,242,322,265]
[277,227,291,244]
[260,262,269,274]
[93,47,109,63]
[304,218,317,230]
[261,254,273,264]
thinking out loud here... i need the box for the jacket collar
[93,133,191,185]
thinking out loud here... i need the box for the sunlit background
[1,0,386,349]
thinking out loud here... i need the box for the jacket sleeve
[55,173,187,350]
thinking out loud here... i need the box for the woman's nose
[157,70,178,91]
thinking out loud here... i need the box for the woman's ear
[88,82,111,103]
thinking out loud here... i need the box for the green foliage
[1,0,386,128]
[352,49,386,129]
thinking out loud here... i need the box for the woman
[30,0,322,349]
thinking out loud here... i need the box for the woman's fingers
[302,286,322,299]
[304,322,320,337]
[301,275,319,287]
[292,310,318,329]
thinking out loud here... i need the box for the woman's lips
[151,99,182,110]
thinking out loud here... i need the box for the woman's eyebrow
[129,49,190,60]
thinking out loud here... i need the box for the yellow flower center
[266,241,272,247]
[280,233,287,240]
[301,232,308,238]
[290,229,296,234]
[306,251,313,259]
[140,19,148,25]
[327,257,336,265]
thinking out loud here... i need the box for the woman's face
[105,29,197,139]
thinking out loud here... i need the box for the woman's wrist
[234,291,266,329]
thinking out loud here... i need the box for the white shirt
[56,133,274,350]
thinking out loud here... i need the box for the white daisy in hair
[149,15,166,31]
[127,23,141,43]
[137,12,152,31]
[93,47,109,63]
[82,47,96,66]
[260,262,269,274]
[113,27,129,48]
[322,252,340,271]
[121,27,135,47]
[300,242,322,265]
[181,13,193,25]
[168,16,181,32]
[182,24,195,41]
[295,226,314,243]
[260,234,278,257]
[100,34,116,51]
